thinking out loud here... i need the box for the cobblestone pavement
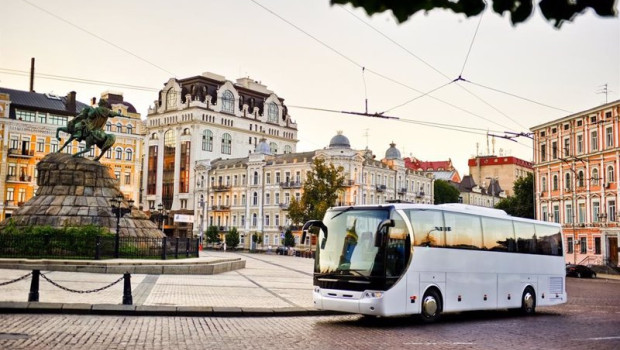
[0,257,619,350]
[0,251,315,309]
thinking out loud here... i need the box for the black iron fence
[0,235,199,260]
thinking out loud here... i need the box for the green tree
[331,0,615,28]
[434,179,460,204]
[495,173,534,219]
[284,228,295,247]
[225,227,240,250]
[205,225,220,246]
[288,158,346,225]
[251,232,263,251]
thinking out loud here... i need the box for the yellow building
[0,87,144,220]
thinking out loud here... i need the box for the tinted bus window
[444,212,483,250]
[535,224,563,256]
[514,221,537,254]
[407,210,445,247]
[481,217,516,252]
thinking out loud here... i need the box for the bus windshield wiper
[331,206,354,219]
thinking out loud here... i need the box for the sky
[1,0,619,177]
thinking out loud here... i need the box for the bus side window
[407,209,445,247]
[444,212,483,250]
[482,217,516,252]
[514,221,536,254]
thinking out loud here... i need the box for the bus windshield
[317,207,390,277]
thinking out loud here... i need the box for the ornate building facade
[142,73,299,237]
[0,87,144,220]
[531,99,620,266]
[195,133,434,249]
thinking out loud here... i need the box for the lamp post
[153,203,168,233]
[111,195,134,258]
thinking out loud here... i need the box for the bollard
[174,237,179,259]
[161,236,167,260]
[28,270,40,302]
[122,273,132,305]
[95,236,101,260]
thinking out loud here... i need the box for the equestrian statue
[56,99,120,161]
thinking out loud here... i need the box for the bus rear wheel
[520,287,536,315]
[420,289,442,323]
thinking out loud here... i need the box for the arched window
[284,145,292,154]
[253,192,258,206]
[607,165,615,183]
[106,122,112,132]
[565,173,571,190]
[268,102,278,123]
[252,213,257,226]
[269,142,278,154]
[125,148,133,161]
[202,130,213,151]
[115,122,122,133]
[541,177,547,192]
[553,175,558,190]
[167,88,177,109]
[221,133,232,154]
[106,148,112,159]
[115,147,123,160]
[222,90,234,113]
[577,170,584,187]
[126,124,133,134]
[592,168,599,185]
[253,171,259,185]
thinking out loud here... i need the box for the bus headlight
[364,291,383,298]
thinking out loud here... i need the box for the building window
[577,171,584,187]
[49,114,67,126]
[579,237,587,254]
[36,138,45,152]
[265,193,270,205]
[268,102,278,123]
[284,145,292,154]
[265,215,270,227]
[222,90,234,113]
[591,130,598,151]
[266,173,271,184]
[607,165,615,183]
[606,127,613,147]
[577,134,583,154]
[270,142,278,154]
[593,201,600,222]
[563,137,570,157]
[540,144,546,162]
[551,141,558,159]
[116,123,123,133]
[553,205,560,223]
[125,148,133,161]
[106,122,112,132]
[38,112,46,124]
[565,203,572,224]
[252,213,257,227]
[16,110,36,122]
[202,130,213,151]
[125,172,131,185]
[594,237,601,254]
[6,188,14,201]
[592,168,599,185]
[567,237,573,254]
[578,203,586,223]
[552,175,558,190]
[115,147,123,160]
[609,200,616,222]
[167,89,177,109]
[126,124,133,134]
[51,140,59,153]
[221,133,232,154]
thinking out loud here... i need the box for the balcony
[211,184,231,192]
[416,191,425,198]
[218,226,230,232]
[6,175,32,183]
[279,203,290,210]
[4,200,17,208]
[398,187,407,194]
[376,184,387,192]
[211,205,231,211]
[280,181,302,189]
[342,179,355,187]
[8,148,34,158]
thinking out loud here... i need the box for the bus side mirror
[374,219,395,247]
[302,220,328,249]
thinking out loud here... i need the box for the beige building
[468,155,533,196]
[195,133,434,249]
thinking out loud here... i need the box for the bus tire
[520,286,536,315]
[420,289,442,323]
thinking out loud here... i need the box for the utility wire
[459,12,484,77]
[381,79,457,114]
[0,68,159,92]
[21,0,176,77]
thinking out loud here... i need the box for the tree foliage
[331,0,616,28]
[288,158,346,225]
[434,179,460,204]
[495,173,534,219]
[225,227,240,250]
[205,225,220,245]
[284,228,296,247]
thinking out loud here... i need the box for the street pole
[111,195,134,259]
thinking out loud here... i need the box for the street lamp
[111,195,134,258]
[152,203,168,233]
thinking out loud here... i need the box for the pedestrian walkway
[0,251,326,317]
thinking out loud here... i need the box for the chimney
[65,91,76,113]
[29,58,35,92]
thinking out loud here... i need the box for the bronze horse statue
[56,99,119,161]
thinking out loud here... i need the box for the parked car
[566,264,597,278]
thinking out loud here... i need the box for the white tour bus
[303,203,566,321]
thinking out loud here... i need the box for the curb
[0,302,343,317]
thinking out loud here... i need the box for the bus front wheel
[420,289,442,323]
[520,286,536,315]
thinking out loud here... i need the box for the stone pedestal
[0,153,163,238]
